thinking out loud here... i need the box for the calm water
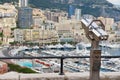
[102,47,120,56]
[20,46,120,72]
[83,46,120,56]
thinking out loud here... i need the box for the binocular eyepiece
[81,18,109,41]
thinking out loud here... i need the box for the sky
[107,0,120,5]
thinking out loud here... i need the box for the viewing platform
[0,72,120,80]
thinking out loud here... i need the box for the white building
[33,16,43,27]
[0,3,17,18]
[14,29,24,42]
[2,18,16,28]
[75,8,81,21]
[82,14,96,20]
[98,17,114,32]
[19,0,28,7]
[14,29,59,44]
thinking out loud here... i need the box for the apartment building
[14,29,59,44]
[98,17,114,32]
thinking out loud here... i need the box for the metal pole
[90,40,101,80]
[59,55,64,75]
[18,74,20,80]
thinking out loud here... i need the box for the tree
[0,32,3,37]
[8,63,37,73]
[0,41,2,45]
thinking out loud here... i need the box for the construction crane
[81,18,109,80]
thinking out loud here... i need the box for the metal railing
[0,55,120,75]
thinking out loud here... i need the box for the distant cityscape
[0,0,119,46]
[0,1,120,80]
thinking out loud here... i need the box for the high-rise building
[18,7,33,28]
[19,0,28,7]
[68,5,75,19]
[75,8,81,21]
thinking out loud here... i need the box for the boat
[35,59,51,67]
[32,46,39,50]
[63,42,75,49]
[55,43,64,49]
[45,45,56,49]
[100,41,120,49]
[107,44,120,49]
[76,42,91,49]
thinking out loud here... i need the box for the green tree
[8,63,37,73]
[0,32,3,37]
[0,41,2,45]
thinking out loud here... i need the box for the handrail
[0,56,120,59]
[1,55,120,75]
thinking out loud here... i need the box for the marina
[8,42,120,73]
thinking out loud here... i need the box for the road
[0,48,12,63]
[2,48,11,57]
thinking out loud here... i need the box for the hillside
[0,0,17,3]
[51,0,112,6]
[0,0,120,21]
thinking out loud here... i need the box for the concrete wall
[0,72,120,80]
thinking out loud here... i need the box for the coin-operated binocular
[81,18,108,41]
[81,18,109,80]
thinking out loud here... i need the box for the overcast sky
[107,0,120,5]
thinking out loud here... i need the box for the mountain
[0,0,17,3]
[0,0,120,21]
[30,0,120,21]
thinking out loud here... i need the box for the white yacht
[45,45,56,49]
[55,43,64,49]
[63,43,75,49]
[32,46,39,49]
[107,44,120,49]
[100,41,120,49]
[77,42,91,48]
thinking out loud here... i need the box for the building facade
[19,0,28,7]
[98,17,114,32]
[33,16,43,27]
[68,5,75,19]
[75,8,81,21]
[3,18,16,28]
[0,61,8,74]
[14,29,24,42]
[14,29,59,44]
[18,7,33,28]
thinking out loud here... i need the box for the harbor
[7,42,120,73]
